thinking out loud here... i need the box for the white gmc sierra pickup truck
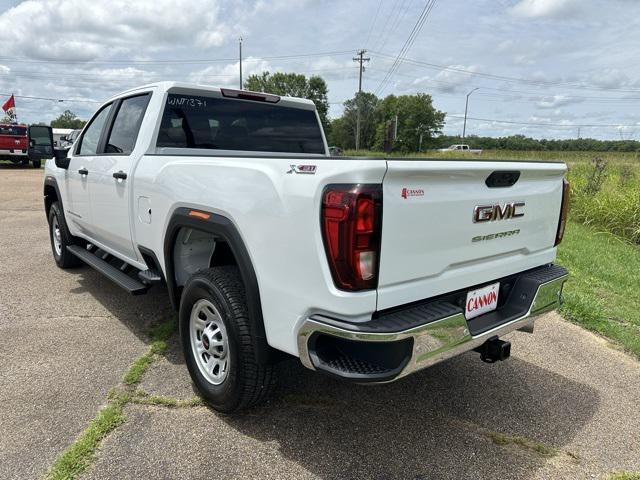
[44,82,569,412]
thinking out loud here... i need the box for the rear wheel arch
[164,208,271,363]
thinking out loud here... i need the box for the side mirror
[54,148,71,169]
[29,139,36,147]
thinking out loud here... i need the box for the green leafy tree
[50,110,86,129]
[328,92,379,150]
[373,93,445,152]
[244,72,330,131]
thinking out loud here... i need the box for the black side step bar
[67,245,148,295]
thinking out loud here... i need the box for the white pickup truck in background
[438,144,483,154]
[44,82,569,412]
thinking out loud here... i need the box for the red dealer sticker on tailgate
[465,282,499,320]
[401,187,424,199]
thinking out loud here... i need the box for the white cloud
[588,68,634,89]
[188,57,273,87]
[510,0,579,18]
[535,95,584,108]
[0,0,229,60]
[413,65,478,93]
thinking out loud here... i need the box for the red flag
[2,94,15,112]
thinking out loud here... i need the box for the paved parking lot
[1,166,639,479]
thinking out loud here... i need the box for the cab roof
[106,81,316,110]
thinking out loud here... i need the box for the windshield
[157,93,325,154]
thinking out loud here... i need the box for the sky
[0,0,638,140]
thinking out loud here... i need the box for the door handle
[78,168,88,175]
[113,171,127,180]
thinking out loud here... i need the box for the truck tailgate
[377,160,566,310]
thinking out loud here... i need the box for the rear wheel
[179,266,276,412]
[48,202,82,268]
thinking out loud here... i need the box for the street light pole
[239,37,243,89]
[462,87,479,140]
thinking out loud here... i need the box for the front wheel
[179,267,276,412]
[32,159,41,168]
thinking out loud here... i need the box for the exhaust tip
[475,337,511,363]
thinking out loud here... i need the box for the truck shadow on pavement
[227,350,599,479]
[0,162,36,169]
[69,267,178,352]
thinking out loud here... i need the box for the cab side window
[105,94,150,154]
[78,104,112,155]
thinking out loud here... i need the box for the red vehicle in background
[0,123,53,168]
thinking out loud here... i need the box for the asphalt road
[1,166,639,480]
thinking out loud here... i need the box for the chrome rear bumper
[297,265,568,382]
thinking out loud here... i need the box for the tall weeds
[569,159,640,244]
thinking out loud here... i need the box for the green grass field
[344,148,640,163]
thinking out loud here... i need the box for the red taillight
[555,178,570,246]
[321,184,382,291]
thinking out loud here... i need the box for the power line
[0,66,358,82]
[375,0,411,53]
[0,92,100,103]
[374,0,438,96]
[0,50,354,66]
[372,0,403,53]
[370,51,640,93]
[366,65,640,101]
[364,0,384,48]
[446,113,640,128]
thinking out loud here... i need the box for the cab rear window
[0,126,27,136]
[157,94,324,154]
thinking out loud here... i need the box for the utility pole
[462,87,479,140]
[353,49,369,92]
[353,49,370,151]
[239,37,243,90]
[417,124,425,152]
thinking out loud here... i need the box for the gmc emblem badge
[473,202,525,223]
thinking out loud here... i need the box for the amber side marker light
[189,210,211,220]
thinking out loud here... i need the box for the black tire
[179,266,276,412]
[32,159,41,169]
[48,202,82,268]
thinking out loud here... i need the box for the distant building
[52,128,73,147]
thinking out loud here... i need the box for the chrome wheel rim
[190,299,229,385]
[52,216,62,256]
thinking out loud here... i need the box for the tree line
[245,71,640,153]
[20,72,640,153]
[433,134,640,152]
